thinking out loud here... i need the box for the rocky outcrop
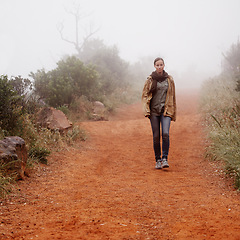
[0,136,28,180]
[36,107,72,131]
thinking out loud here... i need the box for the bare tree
[57,3,99,57]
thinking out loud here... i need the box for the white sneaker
[155,159,162,169]
[162,159,169,168]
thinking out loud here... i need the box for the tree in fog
[80,39,130,95]
[56,3,133,98]
[57,2,98,58]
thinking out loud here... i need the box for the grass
[200,72,240,190]
[0,159,19,198]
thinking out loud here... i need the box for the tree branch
[57,3,99,56]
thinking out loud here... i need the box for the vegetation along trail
[1,90,240,240]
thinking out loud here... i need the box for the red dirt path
[1,90,240,240]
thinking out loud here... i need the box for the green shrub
[30,56,100,107]
[0,75,23,132]
[57,105,70,116]
[200,73,240,189]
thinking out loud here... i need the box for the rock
[92,101,108,121]
[93,101,105,114]
[0,136,28,180]
[36,107,72,131]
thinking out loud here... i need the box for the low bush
[200,73,240,189]
[0,172,14,198]
[28,146,50,164]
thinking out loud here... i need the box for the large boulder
[36,107,72,131]
[0,136,28,180]
[92,101,108,121]
[93,101,105,114]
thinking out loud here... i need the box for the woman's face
[154,59,165,75]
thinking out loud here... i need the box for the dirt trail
[1,91,240,240]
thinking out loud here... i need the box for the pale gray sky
[1,0,240,88]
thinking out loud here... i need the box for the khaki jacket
[141,75,176,121]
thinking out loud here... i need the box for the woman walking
[142,57,176,169]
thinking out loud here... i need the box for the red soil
[1,90,240,240]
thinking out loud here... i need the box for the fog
[1,0,240,89]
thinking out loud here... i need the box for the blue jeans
[150,114,171,161]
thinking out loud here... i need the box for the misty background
[1,0,240,89]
